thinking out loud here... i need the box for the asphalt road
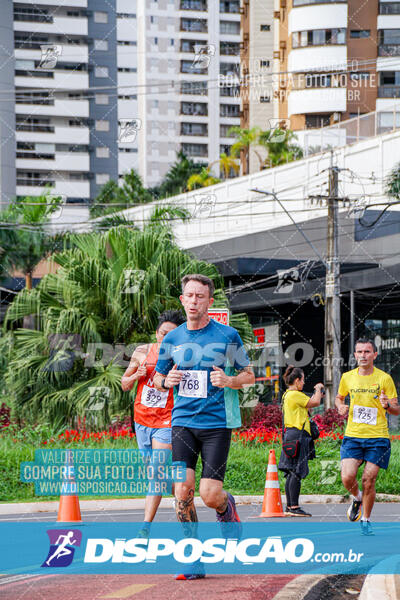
[0,501,398,522]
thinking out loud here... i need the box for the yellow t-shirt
[283,390,311,435]
[338,367,397,439]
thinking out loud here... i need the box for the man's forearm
[226,369,255,390]
[153,372,166,391]
[387,399,400,416]
[335,395,344,410]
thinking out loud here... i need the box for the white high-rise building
[1,0,242,207]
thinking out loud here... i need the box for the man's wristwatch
[160,378,169,391]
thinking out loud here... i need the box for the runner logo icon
[42,529,82,567]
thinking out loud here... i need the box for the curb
[272,575,326,600]
[0,494,399,515]
[359,555,400,600]
[359,574,400,600]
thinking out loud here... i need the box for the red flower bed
[57,428,136,443]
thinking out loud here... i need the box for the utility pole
[324,153,341,408]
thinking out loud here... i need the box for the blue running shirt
[155,319,250,429]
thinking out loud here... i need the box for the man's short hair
[157,310,186,330]
[355,338,377,352]
[181,274,215,298]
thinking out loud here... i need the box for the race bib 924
[178,370,207,398]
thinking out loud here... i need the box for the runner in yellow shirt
[335,338,399,535]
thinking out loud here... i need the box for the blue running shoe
[175,563,206,580]
[216,493,242,539]
[360,520,374,536]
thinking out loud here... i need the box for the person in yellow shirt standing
[278,365,325,516]
[336,338,400,535]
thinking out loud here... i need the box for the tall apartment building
[137,0,241,186]
[240,0,275,174]
[1,0,242,206]
[276,0,400,131]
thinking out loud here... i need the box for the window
[95,94,109,104]
[96,147,110,158]
[154,37,158,44]
[181,143,208,156]
[94,39,108,51]
[220,0,240,13]
[152,100,159,108]
[94,11,108,23]
[305,73,332,87]
[180,0,207,9]
[305,114,331,128]
[220,84,240,96]
[118,40,137,46]
[260,24,270,31]
[220,62,240,76]
[380,71,400,85]
[220,41,240,55]
[96,173,110,184]
[95,120,109,131]
[350,30,370,38]
[181,18,207,32]
[220,21,240,35]
[220,144,232,154]
[379,29,400,45]
[380,2,400,14]
[118,94,138,99]
[95,66,109,78]
[171,39,175,45]
[180,80,208,95]
[292,28,346,48]
[181,60,208,74]
[260,95,271,103]
[181,101,208,115]
[220,103,240,117]
[220,123,232,136]
[181,122,208,135]
[349,72,370,81]
[260,60,270,68]
[118,67,137,72]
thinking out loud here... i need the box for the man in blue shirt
[154,274,254,580]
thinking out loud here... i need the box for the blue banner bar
[0,522,399,575]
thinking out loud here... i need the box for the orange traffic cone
[57,450,82,523]
[259,449,287,518]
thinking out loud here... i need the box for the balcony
[13,15,88,36]
[288,87,346,116]
[180,0,207,9]
[379,44,400,56]
[220,1,240,13]
[16,125,90,145]
[16,152,90,172]
[16,98,89,118]
[180,18,207,32]
[15,45,89,64]
[378,85,400,98]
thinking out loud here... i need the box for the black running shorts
[172,426,232,481]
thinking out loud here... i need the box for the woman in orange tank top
[121,310,185,536]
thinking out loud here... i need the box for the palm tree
[228,126,263,175]
[0,192,63,290]
[90,170,152,219]
[3,221,253,426]
[152,151,205,198]
[259,128,303,168]
[187,167,220,191]
[210,153,240,180]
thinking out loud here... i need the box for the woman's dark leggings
[285,471,302,507]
